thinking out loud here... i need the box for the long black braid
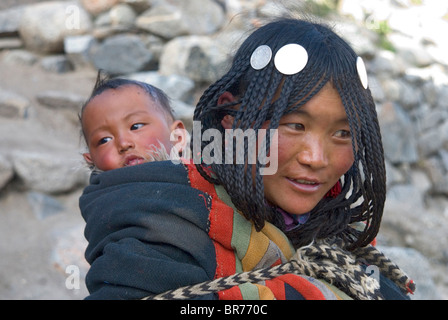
[192,18,386,250]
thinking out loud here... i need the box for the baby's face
[82,85,183,171]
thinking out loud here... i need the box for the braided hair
[193,18,386,250]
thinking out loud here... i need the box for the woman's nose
[297,138,328,169]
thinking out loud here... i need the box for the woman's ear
[218,91,236,129]
[221,115,234,129]
[218,91,236,105]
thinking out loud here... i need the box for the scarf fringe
[142,237,415,300]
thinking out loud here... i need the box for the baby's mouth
[124,156,145,167]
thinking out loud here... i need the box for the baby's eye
[131,123,144,130]
[98,137,112,145]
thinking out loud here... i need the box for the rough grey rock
[136,0,225,39]
[36,90,85,124]
[121,0,151,14]
[96,3,137,28]
[378,102,418,164]
[369,50,406,78]
[64,34,96,69]
[1,49,38,66]
[125,71,195,102]
[36,90,85,111]
[27,191,66,220]
[88,33,154,75]
[378,246,442,300]
[11,150,88,194]
[422,156,448,196]
[0,89,30,119]
[0,37,23,50]
[80,0,119,16]
[0,154,14,190]
[441,121,448,150]
[18,1,92,54]
[40,55,75,73]
[389,33,435,68]
[382,183,448,270]
[436,85,448,110]
[0,6,24,37]
[159,35,230,83]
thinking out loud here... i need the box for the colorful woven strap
[142,238,414,300]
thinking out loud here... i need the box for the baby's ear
[82,153,94,166]
[170,120,186,142]
[170,120,188,152]
[172,120,185,131]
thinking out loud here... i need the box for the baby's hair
[193,18,386,250]
[79,70,175,142]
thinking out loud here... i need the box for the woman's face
[263,83,355,215]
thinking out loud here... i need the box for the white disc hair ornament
[250,45,272,70]
[274,44,308,75]
[356,56,369,89]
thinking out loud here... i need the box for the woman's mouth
[287,177,322,192]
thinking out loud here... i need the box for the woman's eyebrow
[333,116,350,125]
[288,109,350,125]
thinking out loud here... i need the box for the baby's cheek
[98,153,119,171]
[146,133,173,151]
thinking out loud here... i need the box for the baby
[80,73,186,171]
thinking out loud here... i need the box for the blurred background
[0,0,446,300]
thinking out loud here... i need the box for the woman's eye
[98,137,112,145]
[285,123,305,131]
[334,130,351,138]
[131,123,144,130]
